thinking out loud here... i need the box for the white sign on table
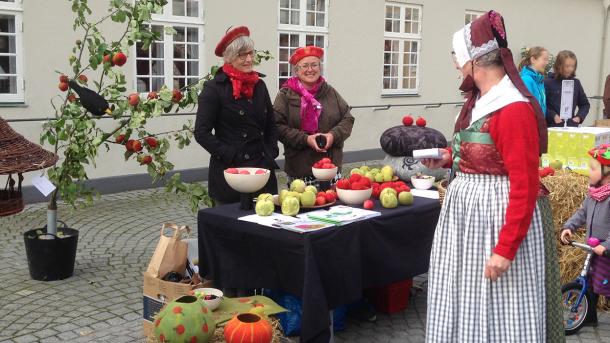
[560,79,575,121]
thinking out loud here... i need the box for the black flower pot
[24,223,78,281]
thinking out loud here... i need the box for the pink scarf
[282,76,325,134]
[589,183,610,202]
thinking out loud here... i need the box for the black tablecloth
[198,197,440,343]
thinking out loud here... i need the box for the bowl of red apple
[335,174,373,205]
[224,168,270,194]
[312,158,338,181]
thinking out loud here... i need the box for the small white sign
[31,175,56,197]
[560,80,575,120]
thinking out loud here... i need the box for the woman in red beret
[194,26,279,205]
[273,46,355,187]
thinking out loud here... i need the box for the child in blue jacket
[519,46,549,115]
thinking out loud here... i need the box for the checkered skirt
[426,173,546,342]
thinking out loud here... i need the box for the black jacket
[544,73,590,127]
[194,69,279,203]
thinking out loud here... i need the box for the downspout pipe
[598,1,610,119]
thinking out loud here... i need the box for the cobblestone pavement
[1,165,610,342]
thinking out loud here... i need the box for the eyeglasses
[297,63,320,70]
[237,50,255,60]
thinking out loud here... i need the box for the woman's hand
[421,148,451,170]
[307,134,326,153]
[554,115,563,124]
[572,116,581,124]
[484,253,512,282]
[560,229,573,244]
[323,132,334,150]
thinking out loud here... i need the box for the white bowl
[194,287,223,311]
[336,187,373,205]
[224,168,270,194]
[312,166,338,181]
[411,175,435,190]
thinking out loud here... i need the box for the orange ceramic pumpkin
[224,313,272,343]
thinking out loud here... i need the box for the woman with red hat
[423,11,564,342]
[194,26,279,205]
[273,46,354,187]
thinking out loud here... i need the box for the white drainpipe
[598,1,610,119]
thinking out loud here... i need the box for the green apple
[281,196,300,216]
[398,191,414,206]
[549,160,563,171]
[305,185,318,194]
[279,189,289,205]
[381,165,394,182]
[300,191,316,207]
[370,168,380,175]
[255,197,275,216]
[351,168,364,176]
[360,166,370,173]
[257,193,273,202]
[365,172,375,182]
[380,187,397,198]
[290,179,306,193]
[287,191,301,201]
[380,192,398,209]
[374,173,384,183]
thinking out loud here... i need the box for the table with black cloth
[198,197,441,343]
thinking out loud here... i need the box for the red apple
[226,168,239,174]
[363,199,374,210]
[320,158,331,164]
[144,137,158,149]
[317,191,326,198]
[112,52,127,67]
[336,179,351,190]
[59,75,69,83]
[322,163,334,169]
[324,192,336,203]
[239,170,251,175]
[316,196,327,206]
[255,169,267,174]
[402,115,414,126]
[416,116,427,127]
[128,93,140,107]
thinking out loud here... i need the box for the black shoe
[348,302,377,323]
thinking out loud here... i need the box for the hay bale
[541,170,610,309]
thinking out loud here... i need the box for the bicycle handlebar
[568,240,610,257]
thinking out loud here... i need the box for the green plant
[40,0,273,234]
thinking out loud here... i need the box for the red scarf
[589,183,610,202]
[222,63,260,100]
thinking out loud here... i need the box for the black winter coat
[194,69,279,203]
[544,73,590,127]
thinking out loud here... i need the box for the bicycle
[561,239,610,335]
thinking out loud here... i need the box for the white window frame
[0,1,24,103]
[134,0,204,93]
[465,10,485,25]
[277,0,329,89]
[382,2,422,96]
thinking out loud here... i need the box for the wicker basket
[0,117,58,216]
[1,174,24,217]
[436,179,448,206]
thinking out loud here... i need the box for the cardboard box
[541,127,610,175]
[142,272,209,337]
[596,119,610,127]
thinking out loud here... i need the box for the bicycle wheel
[562,281,591,335]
